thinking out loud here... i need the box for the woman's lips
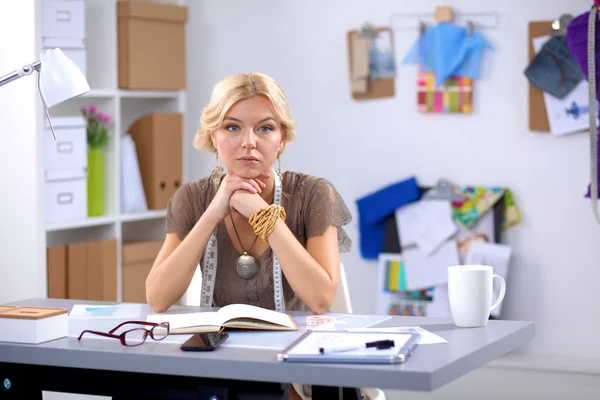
[239,157,259,164]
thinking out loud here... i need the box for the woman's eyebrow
[224,116,276,123]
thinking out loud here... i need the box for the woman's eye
[258,126,273,133]
[226,125,240,132]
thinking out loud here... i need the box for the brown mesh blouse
[164,171,352,312]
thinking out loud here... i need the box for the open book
[145,303,298,334]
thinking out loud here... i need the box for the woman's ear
[278,137,287,153]
[210,130,217,150]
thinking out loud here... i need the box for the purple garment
[566,11,600,101]
[566,11,600,198]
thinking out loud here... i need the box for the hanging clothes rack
[389,8,498,31]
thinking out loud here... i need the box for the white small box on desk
[0,306,68,344]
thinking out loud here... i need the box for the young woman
[144,72,357,400]
[145,72,352,318]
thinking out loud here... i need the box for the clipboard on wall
[347,26,395,100]
[528,21,553,132]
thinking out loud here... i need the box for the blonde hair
[194,72,296,154]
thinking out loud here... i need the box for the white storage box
[43,37,86,77]
[44,116,87,172]
[0,306,68,344]
[45,168,87,223]
[42,0,85,39]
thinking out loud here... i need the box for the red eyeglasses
[77,320,170,347]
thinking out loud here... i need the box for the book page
[146,311,221,330]
[217,304,295,328]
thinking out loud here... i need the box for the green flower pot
[87,147,104,217]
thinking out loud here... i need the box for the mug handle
[489,274,507,312]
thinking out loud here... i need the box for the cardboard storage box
[45,168,88,223]
[59,238,117,301]
[42,0,85,39]
[44,116,87,171]
[122,239,163,303]
[128,112,183,210]
[117,1,188,90]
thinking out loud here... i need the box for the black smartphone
[180,332,229,352]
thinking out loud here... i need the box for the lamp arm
[0,60,41,88]
[0,59,58,140]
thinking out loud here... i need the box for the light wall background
[185,0,600,362]
[0,0,45,305]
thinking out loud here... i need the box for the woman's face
[212,96,285,180]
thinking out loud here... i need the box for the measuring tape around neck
[200,169,286,312]
[587,10,600,224]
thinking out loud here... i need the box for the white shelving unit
[39,0,188,302]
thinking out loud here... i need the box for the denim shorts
[525,36,584,99]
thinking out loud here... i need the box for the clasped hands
[210,171,273,221]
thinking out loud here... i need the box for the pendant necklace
[230,215,260,280]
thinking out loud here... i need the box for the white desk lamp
[0,47,90,139]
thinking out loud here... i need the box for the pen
[319,339,395,354]
[398,332,421,362]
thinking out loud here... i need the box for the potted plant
[82,104,110,217]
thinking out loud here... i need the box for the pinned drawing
[369,29,396,80]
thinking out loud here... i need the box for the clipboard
[346,26,395,100]
[277,330,413,364]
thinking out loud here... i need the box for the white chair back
[183,261,354,312]
[181,264,202,306]
[329,261,353,314]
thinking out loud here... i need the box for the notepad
[277,331,413,364]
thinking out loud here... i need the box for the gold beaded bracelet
[249,204,286,241]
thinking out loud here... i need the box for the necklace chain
[230,215,258,254]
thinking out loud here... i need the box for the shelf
[46,215,117,232]
[118,90,182,99]
[119,209,167,222]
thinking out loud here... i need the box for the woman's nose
[242,129,256,149]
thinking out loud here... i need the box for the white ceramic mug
[448,265,506,328]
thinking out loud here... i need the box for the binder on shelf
[128,112,183,210]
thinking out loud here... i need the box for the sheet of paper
[286,332,410,357]
[532,35,596,136]
[346,326,447,344]
[351,35,370,93]
[69,304,143,319]
[465,241,511,318]
[400,240,460,290]
[396,199,458,255]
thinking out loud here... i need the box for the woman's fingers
[234,181,258,194]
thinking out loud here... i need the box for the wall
[185,0,600,363]
[0,0,44,304]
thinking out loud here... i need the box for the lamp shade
[38,48,90,107]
